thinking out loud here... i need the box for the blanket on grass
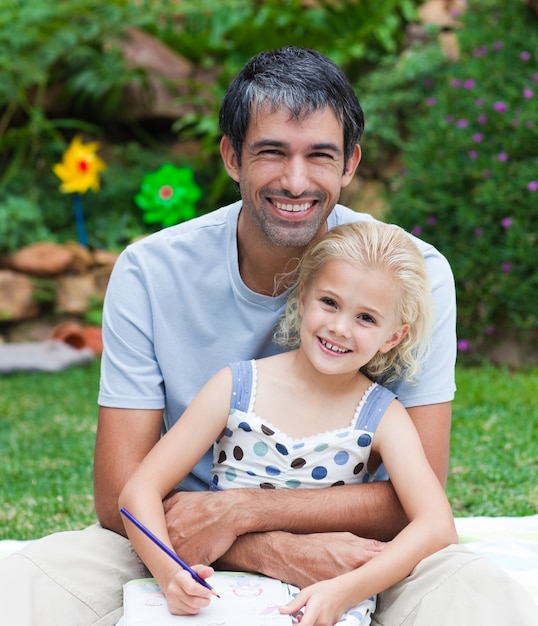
[1,515,537,606]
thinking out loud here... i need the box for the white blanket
[455,515,538,604]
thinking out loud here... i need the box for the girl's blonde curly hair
[274,220,433,385]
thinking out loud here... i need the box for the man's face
[222,105,360,249]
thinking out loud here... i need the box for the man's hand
[219,530,386,589]
[164,490,243,565]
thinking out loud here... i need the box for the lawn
[0,360,537,540]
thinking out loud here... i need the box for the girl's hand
[279,579,351,626]
[163,564,215,615]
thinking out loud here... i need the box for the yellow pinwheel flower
[53,135,106,194]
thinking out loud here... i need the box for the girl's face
[298,260,409,376]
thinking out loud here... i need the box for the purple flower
[523,88,534,99]
[497,152,508,162]
[501,217,513,228]
[533,74,538,83]
[528,181,538,191]
[457,339,471,352]
[451,78,462,88]
[477,114,488,125]
[426,97,436,107]
[474,227,483,237]
[484,326,496,336]
[521,51,531,61]
[445,115,455,124]
[473,46,488,57]
[463,79,475,89]
[457,119,468,128]
[483,169,492,179]
[475,98,484,107]
[411,226,422,236]
[501,262,512,273]
[493,41,503,50]
[493,101,508,112]
[472,133,483,142]
[426,216,437,225]
[468,150,478,160]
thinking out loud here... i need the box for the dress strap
[354,383,397,432]
[229,360,255,412]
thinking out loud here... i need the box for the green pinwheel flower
[135,164,202,226]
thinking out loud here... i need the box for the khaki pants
[0,525,536,626]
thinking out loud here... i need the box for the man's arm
[94,406,163,535]
[408,401,452,488]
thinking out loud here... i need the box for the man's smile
[273,200,315,213]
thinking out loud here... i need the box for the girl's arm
[118,366,234,614]
[281,400,458,625]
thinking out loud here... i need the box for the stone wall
[0,242,118,344]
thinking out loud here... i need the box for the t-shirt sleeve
[98,247,165,410]
[388,246,457,408]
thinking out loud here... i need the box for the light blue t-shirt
[98,201,456,490]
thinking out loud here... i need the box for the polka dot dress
[211,360,396,491]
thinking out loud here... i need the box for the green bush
[0,0,155,181]
[0,196,52,254]
[370,1,538,358]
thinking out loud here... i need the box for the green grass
[0,361,537,539]
[0,360,100,539]
[449,365,538,517]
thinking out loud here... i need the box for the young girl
[119,221,458,626]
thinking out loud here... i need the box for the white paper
[123,572,293,624]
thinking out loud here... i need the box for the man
[1,47,536,626]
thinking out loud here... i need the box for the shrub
[370,1,538,358]
[0,0,155,182]
[0,196,52,254]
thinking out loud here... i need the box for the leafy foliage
[368,1,538,357]
[0,0,421,248]
[0,196,51,254]
[0,0,154,183]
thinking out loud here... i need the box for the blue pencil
[120,507,220,598]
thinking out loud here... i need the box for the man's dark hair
[219,46,364,165]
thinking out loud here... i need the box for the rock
[64,241,95,273]
[439,31,460,61]
[341,178,388,220]
[56,274,96,314]
[0,270,39,321]
[486,330,538,368]
[91,265,114,300]
[119,27,196,120]
[93,249,120,266]
[118,27,217,121]
[418,0,465,28]
[10,242,74,277]
[524,0,538,17]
